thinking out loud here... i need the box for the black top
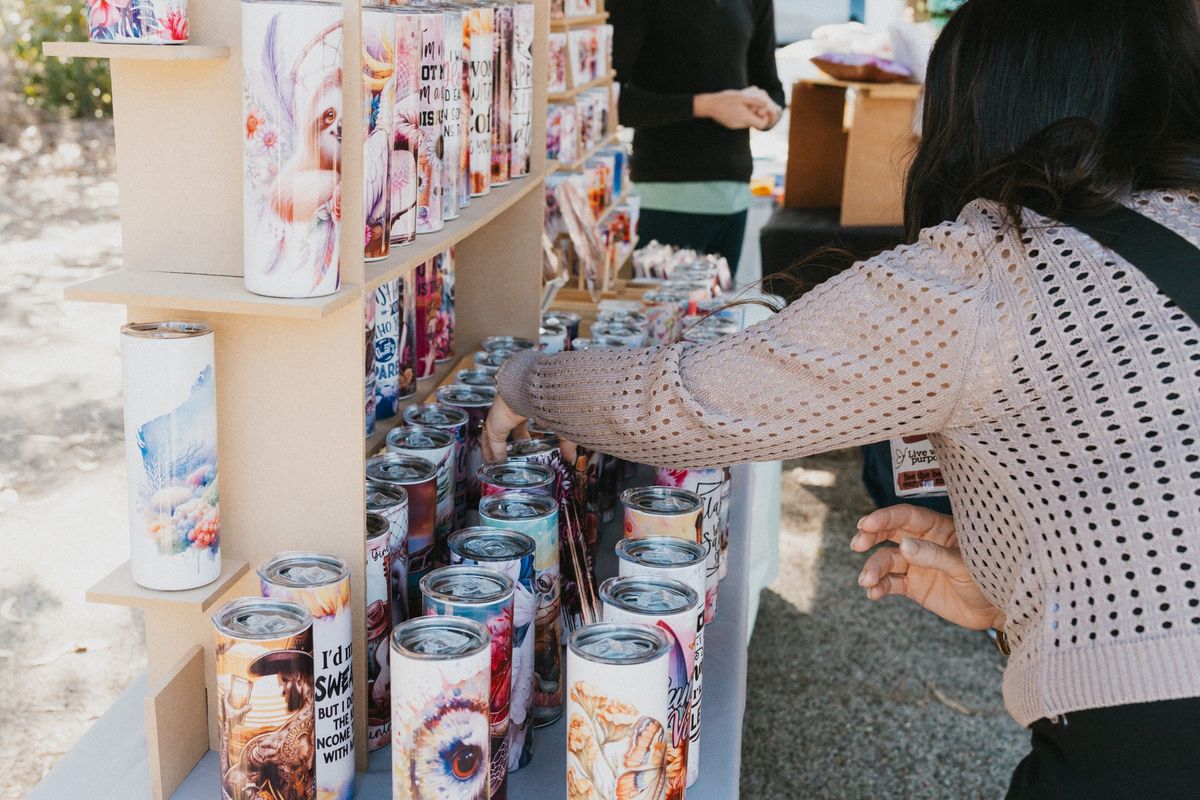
[609,0,786,184]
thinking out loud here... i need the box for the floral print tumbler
[121,321,220,591]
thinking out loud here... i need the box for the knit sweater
[609,0,786,183]
[498,189,1200,727]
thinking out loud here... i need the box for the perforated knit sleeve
[498,221,993,469]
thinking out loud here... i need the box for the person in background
[489,0,1200,795]
[609,0,785,277]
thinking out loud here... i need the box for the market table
[32,464,771,799]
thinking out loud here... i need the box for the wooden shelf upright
[43,0,549,796]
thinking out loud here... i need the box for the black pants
[1006,698,1200,799]
[637,208,749,275]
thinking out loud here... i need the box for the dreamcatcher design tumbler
[242,0,343,299]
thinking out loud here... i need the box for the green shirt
[636,181,752,215]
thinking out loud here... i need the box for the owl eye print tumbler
[391,615,491,800]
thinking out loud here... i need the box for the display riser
[32,470,751,800]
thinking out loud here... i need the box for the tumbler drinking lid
[474,350,512,368]
[435,384,497,407]
[568,622,672,665]
[391,616,491,661]
[386,425,455,451]
[482,335,536,353]
[365,481,409,512]
[479,491,558,521]
[403,402,469,428]
[258,552,349,588]
[507,438,559,458]
[455,368,498,387]
[621,486,703,515]
[420,565,515,606]
[212,597,312,639]
[448,528,536,563]
[477,461,556,489]
[615,536,706,569]
[121,321,212,339]
[599,576,699,616]
[366,453,438,484]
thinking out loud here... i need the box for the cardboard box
[784,77,922,227]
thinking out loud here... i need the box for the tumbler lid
[366,453,438,484]
[620,486,702,515]
[258,552,349,588]
[365,481,408,512]
[568,622,672,665]
[599,576,698,616]
[615,536,706,568]
[448,528,536,563]
[212,596,312,640]
[479,491,558,521]
[435,384,497,408]
[121,321,212,339]
[482,335,536,353]
[420,565,515,606]
[403,402,469,428]
[391,616,490,660]
[386,425,454,452]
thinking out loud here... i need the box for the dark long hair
[904,0,1200,241]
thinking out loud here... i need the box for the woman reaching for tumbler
[484,1,1200,795]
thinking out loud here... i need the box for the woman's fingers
[899,538,968,580]
[858,546,908,589]
[482,426,507,464]
[866,573,908,601]
[854,503,957,548]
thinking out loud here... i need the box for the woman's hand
[739,86,782,130]
[693,90,773,130]
[483,395,527,464]
[483,395,580,464]
[851,504,1005,632]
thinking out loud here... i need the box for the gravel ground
[0,121,145,800]
[741,449,1028,799]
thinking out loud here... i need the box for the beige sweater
[499,190,1200,726]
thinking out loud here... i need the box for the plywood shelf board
[64,270,361,319]
[86,558,249,613]
[43,41,231,60]
[548,70,615,102]
[34,484,754,799]
[549,11,609,29]
[364,172,548,291]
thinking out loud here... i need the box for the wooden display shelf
[548,70,615,103]
[364,356,471,456]
[86,559,249,613]
[43,41,230,61]
[64,270,362,319]
[549,11,608,30]
[555,130,620,172]
[34,476,756,799]
[365,174,547,291]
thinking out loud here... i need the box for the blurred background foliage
[2,0,112,133]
